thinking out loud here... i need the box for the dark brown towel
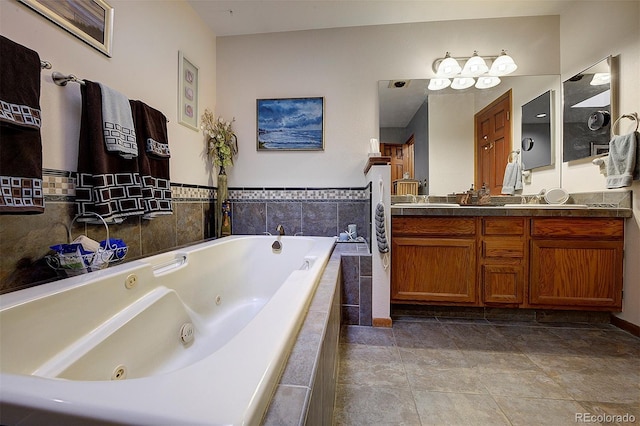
[0,35,44,214]
[129,100,172,218]
[76,81,144,223]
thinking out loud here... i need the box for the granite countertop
[390,204,633,218]
[389,191,633,218]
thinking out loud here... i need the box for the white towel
[98,83,137,159]
[501,162,522,195]
[606,132,639,189]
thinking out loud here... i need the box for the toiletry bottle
[478,183,491,205]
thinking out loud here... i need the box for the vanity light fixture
[461,51,488,77]
[489,50,518,76]
[429,50,517,91]
[435,52,462,77]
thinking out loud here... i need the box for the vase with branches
[201,108,238,175]
[201,109,238,237]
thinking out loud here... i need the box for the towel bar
[51,73,170,123]
[612,112,639,135]
[52,71,85,86]
[40,60,51,69]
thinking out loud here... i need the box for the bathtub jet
[0,235,336,425]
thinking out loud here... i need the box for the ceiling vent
[388,80,410,89]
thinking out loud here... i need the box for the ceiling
[187,0,569,128]
[187,0,568,37]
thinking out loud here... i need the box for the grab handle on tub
[300,256,317,270]
[152,254,187,275]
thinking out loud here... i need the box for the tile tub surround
[263,242,382,424]
[229,187,371,241]
[1,174,372,294]
[0,170,216,294]
[338,242,373,326]
[333,319,640,425]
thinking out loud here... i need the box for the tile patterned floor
[333,317,640,426]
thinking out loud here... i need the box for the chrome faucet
[531,189,546,204]
[272,225,285,252]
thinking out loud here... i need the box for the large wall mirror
[562,56,615,162]
[379,75,561,195]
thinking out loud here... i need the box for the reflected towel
[129,100,172,219]
[0,35,44,213]
[501,162,522,195]
[76,81,144,223]
[98,83,137,159]
[606,132,639,188]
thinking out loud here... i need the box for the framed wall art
[257,97,324,151]
[178,51,198,131]
[18,0,114,57]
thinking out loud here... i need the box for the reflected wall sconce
[429,50,517,91]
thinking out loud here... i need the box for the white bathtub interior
[0,235,336,425]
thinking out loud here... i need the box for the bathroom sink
[392,203,461,208]
[502,204,589,209]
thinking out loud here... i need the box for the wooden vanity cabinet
[391,217,477,305]
[529,218,624,310]
[391,215,625,311]
[480,217,527,306]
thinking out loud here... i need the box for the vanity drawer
[483,240,525,258]
[531,218,624,239]
[392,217,476,237]
[483,217,525,236]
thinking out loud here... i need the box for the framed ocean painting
[257,97,324,151]
[18,0,114,57]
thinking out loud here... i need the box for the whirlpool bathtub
[0,235,336,425]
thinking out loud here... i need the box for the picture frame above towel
[178,51,199,131]
[18,0,113,57]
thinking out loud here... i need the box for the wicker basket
[46,213,127,277]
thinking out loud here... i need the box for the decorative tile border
[229,187,369,202]
[40,169,372,203]
[171,184,215,201]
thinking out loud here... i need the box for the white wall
[216,15,560,188]
[0,0,217,186]
[557,0,640,327]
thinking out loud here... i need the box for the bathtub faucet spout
[276,224,285,236]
